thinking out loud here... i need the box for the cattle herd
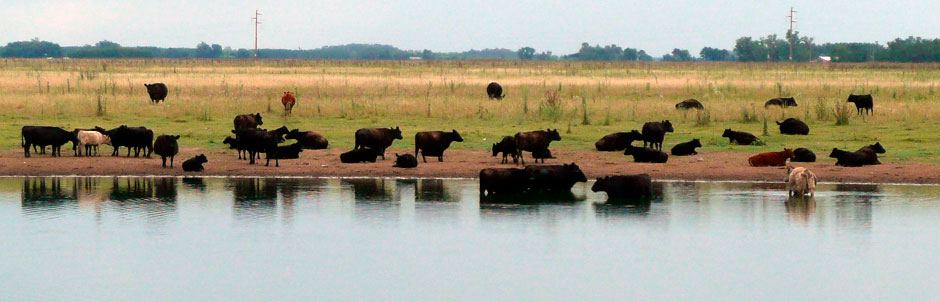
[17,82,882,203]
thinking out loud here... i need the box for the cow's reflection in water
[230,178,277,222]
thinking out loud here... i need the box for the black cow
[340,148,381,163]
[144,83,168,104]
[486,82,505,100]
[777,118,810,135]
[524,163,588,192]
[856,142,886,165]
[595,130,642,151]
[233,126,288,166]
[591,174,653,200]
[21,126,78,157]
[233,113,263,131]
[492,136,519,164]
[641,120,674,150]
[153,135,180,168]
[182,154,208,172]
[722,129,759,145]
[105,125,154,157]
[675,99,704,110]
[285,129,329,149]
[792,148,816,162]
[479,168,528,196]
[764,97,798,108]
[393,153,418,168]
[847,94,874,115]
[670,139,702,156]
[829,148,867,167]
[275,142,304,159]
[624,145,669,163]
[531,149,555,163]
[354,126,403,160]
[222,136,249,160]
[415,130,463,162]
[515,129,561,165]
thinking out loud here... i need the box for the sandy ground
[1,147,938,184]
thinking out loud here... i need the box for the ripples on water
[2,177,940,301]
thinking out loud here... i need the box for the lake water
[1,177,939,301]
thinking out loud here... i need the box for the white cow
[786,166,817,197]
[77,131,112,156]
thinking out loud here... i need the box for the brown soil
[1,148,937,184]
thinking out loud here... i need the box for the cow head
[662,120,674,132]
[391,126,403,139]
[869,142,886,154]
[691,138,702,148]
[785,97,798,107]
[449,129,464,142]
[273,126,290,142]
[253,113,264,126]
[623,145,637,155]
[564,163,588,183]
[547,129,562,141]
[222,136,237,148]
[783,148,794,159]
[828,148,844,158]
[628,130,642,140]
[591,176,610,192]
[722,129,733,138]
[196,154,208,163]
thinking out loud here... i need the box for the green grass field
[1,59,938,162]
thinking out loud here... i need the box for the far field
[1,59,938,162]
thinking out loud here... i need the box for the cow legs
[438,155,443,162]
[162,156,167,168]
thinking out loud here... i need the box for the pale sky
[2,0,937,55]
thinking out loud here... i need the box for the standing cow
[75,130,112,156]
[354,127,403,160]
[154,135,181,168]
[105,126,154,157]
[281,92,296,115]
[514,129,561,165]
[486,82,505,100]
[641,120,674,150]
[847,94,874,115]
[492,136,519,164]
[21,126,78,157]
[144,83,168,104]
[233,113,263,131]
[786,166,817,197]
[414,129,464,162]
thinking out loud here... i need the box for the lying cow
[340,148,381,163]
[764,97,798,108]
[393,154,418,168]
[675,99,704,110]
[777,118,810,135]
[670,139,702,156]
[722,129,759,145]
[285,129,329,149]
[624,145,668,163]
[792,148,816,162]
[594,130,642,151]
[748,148,794,167]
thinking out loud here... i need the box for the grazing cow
[829,148,867,167]
[486,82,505,100]
[777,118,810,135]
[285,129,329,149]
[233,113,263,131]
[792,148,816,162]
[144,83,168,104]
[764,97,798,108]
[415,130,464,162]
[670,139,702,156]
[479,168,528,196]
[281,91,296,115]
[393,153,418,168]
[786,166,817,197]
[340,148,381,163]
[748,149,794,167]
[222,136,248,160]
[233,126,288,166]
[153,135,180,168]
[847,94,874,115]
[675,99,704,110]
[641,120,674,150]
[856,142,886,165]
[354,126,403,160]
[594,130,643,151]
[21,126,78,157]
[591,174,653,199]
[182,154,208,172]
[524,163,588,192]
[531,149,555,163]
[624,145,669,163]
[75,130,111,156]
[105,125,154,157]
[275,142,304,159]
[492,136,519,164]
[514,129,561,165]
[722,129,759,145]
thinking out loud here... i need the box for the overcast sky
[2,0,937,55]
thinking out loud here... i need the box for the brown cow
[748,148,795,167]
[234,113,263,131]
[281,92,296,115]
[514,129,561,165]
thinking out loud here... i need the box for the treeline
[4,34,940,62]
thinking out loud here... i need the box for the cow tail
[747,157,755,167]
[21,132,25,148]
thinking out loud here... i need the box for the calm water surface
[1,177,939,301]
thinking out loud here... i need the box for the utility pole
[252,10,262,57]
[787,7,797,62]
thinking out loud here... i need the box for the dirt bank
[0,148,937,184]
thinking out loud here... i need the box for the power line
[787,7,797,62]
[252,10,262,58]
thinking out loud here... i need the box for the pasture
[1,59,939,162]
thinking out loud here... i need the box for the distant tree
[421,49,434,59]
[733,37,768,62]
[235,48,253,58]
[637,50,653,61]
[195,42,214,58]
[517,46,535,60]
[1,38,62,58]
[699,47,733,61]
[662,48,692,61]
[534,51,556,61]
[211,44,223,58]
[622,48,638,61]
[95,40,121,48]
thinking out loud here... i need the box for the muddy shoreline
[1,148,936,184]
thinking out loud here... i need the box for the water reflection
[181,177,206,191]
[784,197,817,223]
[343,178,393,202]
[22,177,76,209]
[229,178,277,221]
[415,179,455,202]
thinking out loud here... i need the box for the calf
[594,130,642,151]
[531,149,555,163]
[275,142,304,159]
[829,148,867,167]
[415,129,464,162]
[748,148,794,167]
[675,99,704,110]
[777,118,810,135]
[515,129,561,165]
[144,83,168,104]
[234,126,288,166]
[856,142,886,165]
[641,120,674,150]
[591,174,653,200]
[281,91,296,115]
[670,139,702,156]
[847,94,874,115]
[233,113,263,131]
[105,126,154,157]
[786,166,817,197]
[393,153,418,168]
[223,136,249,160]
[722,129,759,145]
[182,154,208,172]
[492,136,519,164]
[21,126,78,157]
[792,148,816,162]
[764,97,798,108]
[285,129,329,149]
[354,126,403,160]
[479,168,528,196]
[340,148,381,163]
[486,82,505,100]
[624,145,669,163]
[524,163,588,192]
[154,135,180,168]
[75,130,112,156]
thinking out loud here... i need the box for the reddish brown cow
[748,148,795,167]
[281,92,296,115]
